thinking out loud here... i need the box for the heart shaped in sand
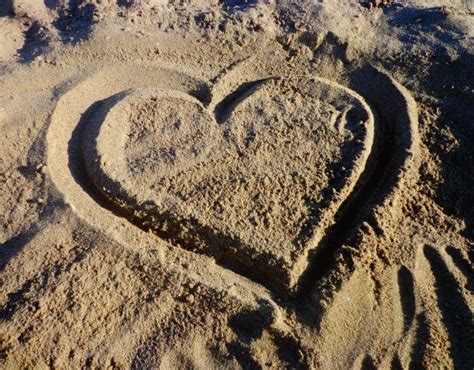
[82,76,374,293]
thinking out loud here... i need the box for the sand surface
[1,0,473,368]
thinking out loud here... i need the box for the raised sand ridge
[81,78,374,293]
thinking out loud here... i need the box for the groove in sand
[47,62,419,301]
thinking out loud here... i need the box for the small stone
[36,164,47,175]
[185,294,195,304]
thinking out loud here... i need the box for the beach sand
[1,1,473,368]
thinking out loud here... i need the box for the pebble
[185,294,195,304]
[36,164,47,175]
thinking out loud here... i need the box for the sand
[1,0,473,368]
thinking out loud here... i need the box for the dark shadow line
[0,278,34,321]
[398,265,416,331]
[468,247,474,266]
[408,313,429,370]
[226,300,276,370]
[296,101,391,299]
[446,246,474,291]
[0,225,38,273]
[391,355,403,370]
[423,245,474,370]
[361,355,377,370]
[69,92,136,220]
[116,0,133,9]
[214,78,270,124]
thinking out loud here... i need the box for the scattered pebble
[185,294,195,303]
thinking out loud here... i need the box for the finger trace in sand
[81,75,374,295]
[47,60,419,299]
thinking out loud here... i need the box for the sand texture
[1,0,473,369]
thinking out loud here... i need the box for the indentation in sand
[47,61,418,296]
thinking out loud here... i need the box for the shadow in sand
[220,0,259,11]
[0,0,13,17]
[0,277,37,321]
[0,226,38,273]
[227,300,275,369]
[17,21,50,63]
[446,246,474,291]
[424,245,474,370]
[421,53,474,241]
[116,0,133,9]
[17,0,97,64]
[0,222,94,322]
[408,313,430,370]
[398,266,416,331]
[52,1,96,45]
